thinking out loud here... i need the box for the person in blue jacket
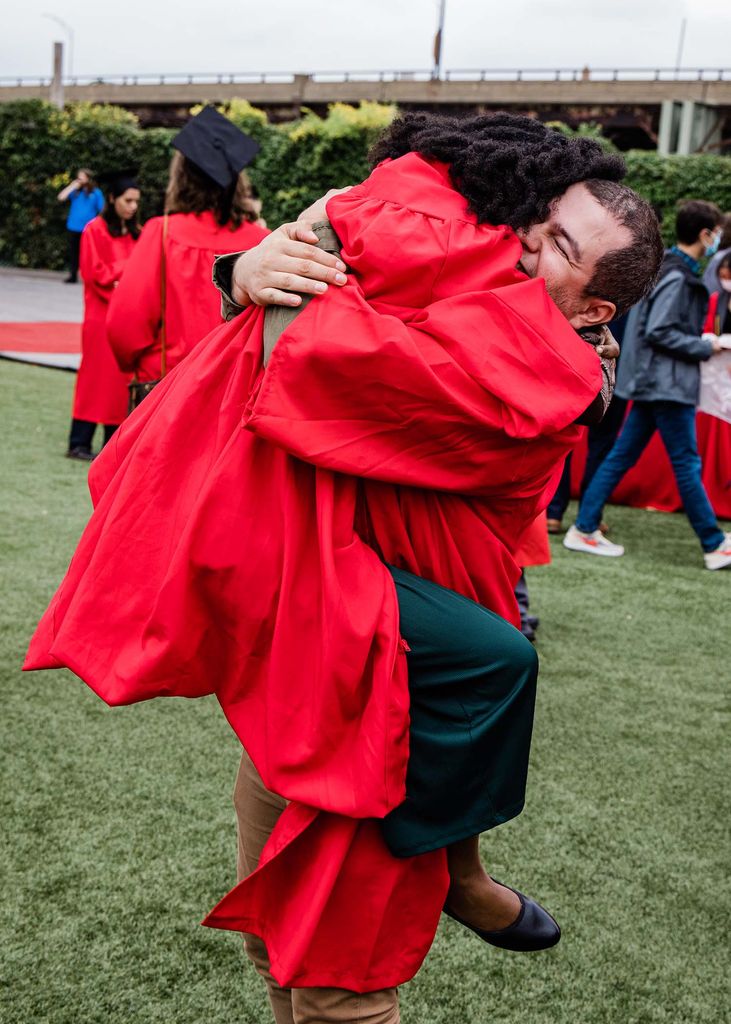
[564,199,731,571]
[57,168,104,283]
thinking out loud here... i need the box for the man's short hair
[582,180,664,318]
[676,200,722,244]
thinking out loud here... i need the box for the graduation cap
[96,166,139,196]
[172,106,260,189]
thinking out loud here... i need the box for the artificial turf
[1,359,729,1023]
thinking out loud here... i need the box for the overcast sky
[3,0,731,80]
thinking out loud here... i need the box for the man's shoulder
[650,266,689,302]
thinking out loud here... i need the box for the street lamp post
[675,16,687,73]
[433,0,447,80]
[43,12,74,77]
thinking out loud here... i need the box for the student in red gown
[106,107,269,398]
[67,171,140,461]
[28,115,664,1019]
[704,248,731,335]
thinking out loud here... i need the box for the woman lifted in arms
[27,113,662,1024]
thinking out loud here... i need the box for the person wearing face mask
[702,212,731,294]
[704,249,731,335]
[67,170,141,461]
[565,200,731,570]
[27,114,664,1023]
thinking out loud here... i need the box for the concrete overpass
[3,67,730,152]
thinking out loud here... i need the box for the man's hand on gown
[231,188,351,308]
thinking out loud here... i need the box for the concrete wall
[3,77,731,108]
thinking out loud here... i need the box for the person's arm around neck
[214,221,348,320]
[213,188,352,319]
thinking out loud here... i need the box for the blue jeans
[576,401,724,553]
[547,395,628,521]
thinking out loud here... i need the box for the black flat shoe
[66,447,95,462]
[444,881,561,952]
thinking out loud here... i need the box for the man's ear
[568,297,617,329]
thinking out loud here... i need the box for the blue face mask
[705,232,721,257]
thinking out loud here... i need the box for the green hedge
[547,120,731,243]
[624,152,731,243]
[0,102,176,268]
[1,99,730,269]
[0,99,395,269]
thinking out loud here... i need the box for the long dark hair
[164,152,260,229]
[370,112,663,316]
[102,188,141,240]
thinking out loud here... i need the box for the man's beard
[543,279,579,321]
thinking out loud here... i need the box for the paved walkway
[0,267,82,370]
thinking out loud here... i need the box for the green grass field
[1,359,729,1024]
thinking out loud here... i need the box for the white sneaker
[704,532,731,571]
[563,524,625,558]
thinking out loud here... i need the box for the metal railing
[2,67,730,89]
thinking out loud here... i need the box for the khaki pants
[233,751,400,1024]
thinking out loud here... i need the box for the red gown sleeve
[106,218,163,373]
[79,220,128,295]
[246,275,601,499]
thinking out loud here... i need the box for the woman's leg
[103,423,119,447]
[68,418,96,455]
[446,836,521,931]
[546,452,572,526]
[66,230,81,282]
[383,566,538,859]
[383,567,539,929]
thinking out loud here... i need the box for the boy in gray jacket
[565,200,731,570]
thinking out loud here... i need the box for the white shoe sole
[563,536,624,558]
[704,555,731,570]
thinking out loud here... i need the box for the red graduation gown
[72,217,135,424]
[106,210,269,381]
[26,155,601,991]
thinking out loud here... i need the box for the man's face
[516,182,632,328]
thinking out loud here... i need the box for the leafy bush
[624,152,731,242]
[546,119,620,153]
[0,101,172,268]
[2,99,730,268]
[0,99,395,268]
[237,101,397,224]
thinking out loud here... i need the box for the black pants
[67,230,82,281]
[382,566,538,857]
[547,395,628,521]
[68,419,118,453]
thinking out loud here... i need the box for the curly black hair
[369,111,627,230]
[370,112,663,317]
